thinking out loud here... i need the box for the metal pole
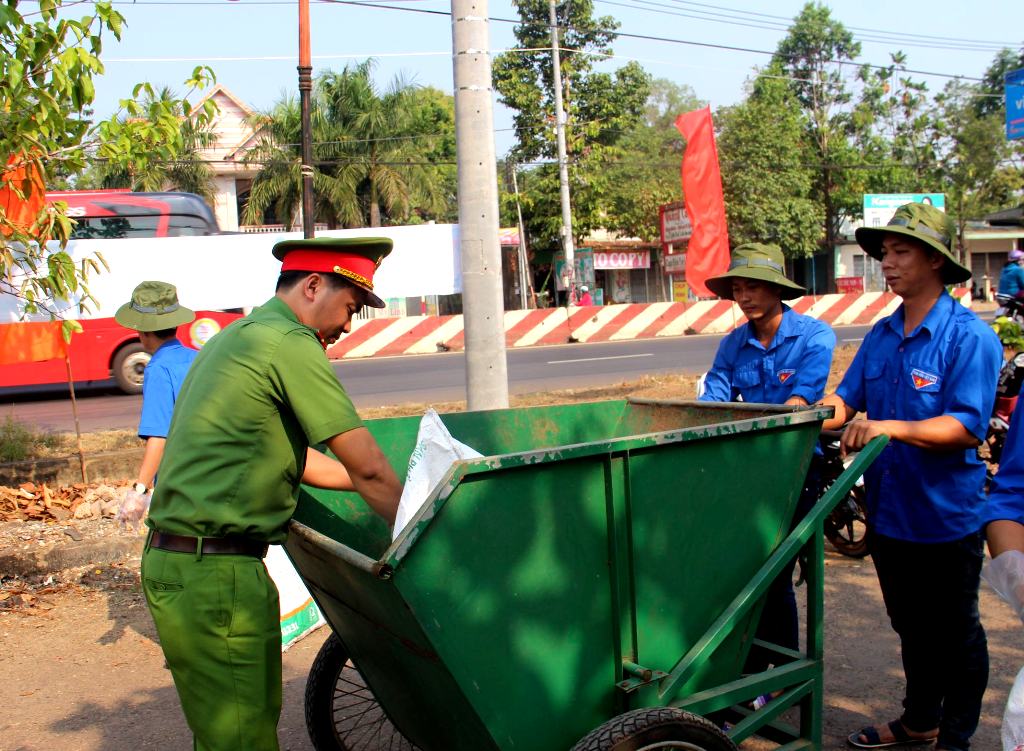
[548,0,575,304]
[298,0,315,239]
[511,166,531,310]
[451,0,509,410]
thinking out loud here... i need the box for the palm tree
[241,61,455,229]
[86,87,217,202]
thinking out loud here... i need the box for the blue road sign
[1008,67,1024,141]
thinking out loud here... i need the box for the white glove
[117,487,151,529]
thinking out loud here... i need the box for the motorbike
[819,429,870,558]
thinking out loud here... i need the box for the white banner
[1,224,462,321]
[594,250,650,270]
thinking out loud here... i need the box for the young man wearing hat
[699,242,836,684]
[114,281,197,512]
[820,203,1001,751]
[141,237,403,751]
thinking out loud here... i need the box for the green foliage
[243,61,456,229]
[0,416,65,464]
[992,316,1024,352]
[493,0,650,248]
[717,73,823,257]
[0,1,217,320]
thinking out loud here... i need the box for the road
[3,326,872,433]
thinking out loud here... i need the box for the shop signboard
[594,249,650,270]
[660,202,692,244]
[835,276,865,294]
[863,193,944,228]
[664,252,686,275]
[672,279,689,303]
[1008,67,1024,141]
[553,247,595,291]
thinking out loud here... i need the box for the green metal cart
[285,398,885,751]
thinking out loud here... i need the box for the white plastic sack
[392,409,482,540]
[1004,666,1024,751]
[265,544,324,651]
[983,550,1024,626]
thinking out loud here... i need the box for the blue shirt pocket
[903,361,944,420]
[733,362,762,401]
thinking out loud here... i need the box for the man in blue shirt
[114,281,197,500]
[821,203,1001,751]
[700,242,836,683]
[998,249,1024,299]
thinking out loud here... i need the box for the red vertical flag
[674,107,730,297]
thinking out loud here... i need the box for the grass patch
[0,416,67,463]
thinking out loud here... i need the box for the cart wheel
[571,707,737,751]
[305,632,418,751]
[823,485,869,558]
[112,342,149,394]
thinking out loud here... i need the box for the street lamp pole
[298,0,315,238]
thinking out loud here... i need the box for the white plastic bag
[392,409,482,540]
[983,550,1024,626]
[1003,666,1024,751]
[265,544,324,651]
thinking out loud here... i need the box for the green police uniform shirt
[147,296,362,543]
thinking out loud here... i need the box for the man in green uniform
[141,237,403,751]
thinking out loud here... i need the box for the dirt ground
[0,547,1019,751]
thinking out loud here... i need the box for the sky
[43,0,1024,157]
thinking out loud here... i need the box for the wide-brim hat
[705,242,806,300]
[273,236,393,308]
[855,202,970,285]
[114,281,195,332]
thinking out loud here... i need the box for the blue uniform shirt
[985,408,1024,527]
[836,292,1001,543]
[699,305,836,405]
[138,339,198,439]
[998,263,1024,297]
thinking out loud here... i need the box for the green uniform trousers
[142,544,282,751]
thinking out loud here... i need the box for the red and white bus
[1,191,239,394]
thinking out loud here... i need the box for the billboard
[659,202,692,244]
[1008,67,1024,141]
[863,193,944,228]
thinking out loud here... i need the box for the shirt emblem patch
[777,369,796,384]
[911,368,938,389]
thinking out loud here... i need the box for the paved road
[3,326,872,433]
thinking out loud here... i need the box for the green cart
[285,398,885,750]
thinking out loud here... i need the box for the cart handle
[658,433,888,699]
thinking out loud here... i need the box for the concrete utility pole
[298,0,315,238]
[548,0,575,303]
[451,0,509,410]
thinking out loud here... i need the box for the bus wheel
[112,342,149,394]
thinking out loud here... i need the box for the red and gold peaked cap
[272,236,393,308]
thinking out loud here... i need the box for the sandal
[847,720,938,748]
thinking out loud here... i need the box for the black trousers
[870,531,989,751]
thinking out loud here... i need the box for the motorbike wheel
[304,632,418,751]
[571,707,738,751]
[823,485,869,558]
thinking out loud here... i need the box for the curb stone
[0,448,143,487]
[0,536,143,579]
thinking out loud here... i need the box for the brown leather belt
[150,531,269,558]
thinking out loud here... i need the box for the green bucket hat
[114,281,195,332]
[705,243,806,300]
[854,202,971,284]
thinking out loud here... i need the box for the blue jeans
[870,531,988,751]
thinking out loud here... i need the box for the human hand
[117,488,151,529]
[840,419,891,457]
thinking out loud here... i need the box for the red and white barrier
[326,289,971,360]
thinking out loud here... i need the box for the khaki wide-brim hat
[705,242,806,300]
[114,281,195,332]
[855,202,971,285]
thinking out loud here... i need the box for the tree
[771,2,863,259]
[493,0,650,247]
[716,70,823,257]
[599,79,704,241]
[80,86,218,202]
[0,1,217,330]
[242,61,456,229]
